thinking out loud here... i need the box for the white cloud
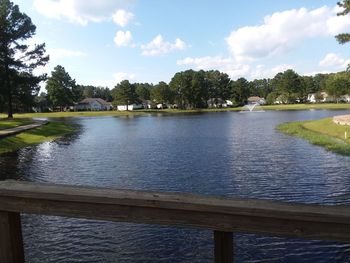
[177,56,249,78]
[249,64,295,79]
[177,56,295,80]
[141,35,188,56]
[114,31,133,47]
[48,48,87,60]
[113,72,136,83]
[89,72,136,88]
[226,6,350,62]
[303,70,333,76]
[112,9,135,27]
[33,0,136,26]
[319,53,350,68]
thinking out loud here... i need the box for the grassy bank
[0,122,76,154]
[262,103,350,111]
[0,119,33,130]
[277,118,350,156]
[1,103,350,119]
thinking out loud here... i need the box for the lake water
[1,110,350,262]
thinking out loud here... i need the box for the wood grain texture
[214,231,233,263]
[0,211,24,263]
[0,180,350,242]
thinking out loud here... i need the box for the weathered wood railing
[1,180,350,263]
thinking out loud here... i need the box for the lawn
[0,122,76,154]
[262,103,350,111]
[277,118,350,156]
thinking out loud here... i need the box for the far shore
[1,103,350,119]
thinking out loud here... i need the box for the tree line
[39,66,350,111]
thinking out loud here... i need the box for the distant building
[74,98,113,111]
[141,100,152,109]
[117,104,143,111]
[207,98,228,108]
[247,96,266,105]
[307,92,335,103]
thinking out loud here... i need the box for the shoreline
[277,118,350,156]
[0,122,76,154]
[1,103,350,119]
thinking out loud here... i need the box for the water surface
[1,110,350,262]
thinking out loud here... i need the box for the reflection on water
[1,111,350,262]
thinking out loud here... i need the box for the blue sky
[12,0,350,89]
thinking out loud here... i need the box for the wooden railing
[1,180,350,263]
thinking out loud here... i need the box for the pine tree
[0,0,49,118]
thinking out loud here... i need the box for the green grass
[0,122,76,154]
[262,103,350,111]
[277,118,350,156]
[1,103,350,119]
[0,119,33,130]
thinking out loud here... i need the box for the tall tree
[0,0,49,118]
[272,69,302,103]
[335,0,350,44]
[325,73,350,102]
[112,80,138,110]
[151,81,174,105]
[135,83,152,101]
[169,70,193,109]
[230,78,250,106]
[46,65,76,111]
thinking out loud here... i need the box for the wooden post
[214,231,233,263]
[0,211,25,263]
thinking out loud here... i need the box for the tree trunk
[5,65,13,119]
[7,88,13,119]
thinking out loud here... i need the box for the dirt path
[333,115,350,126]
[0,121,48,138]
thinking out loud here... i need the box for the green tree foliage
[272,69,302,103]
[205,70,231,101]
[112,80,138,110]
[0,0,49,118]
[230,78,250,106]
[46,65,76,111]
[78,85,112,101]
[169,70,193,109]
[135,83,152,101]
[336,0,350,44]
[325,73,350,102]
[249,79,272,98]
[151,81,174,105]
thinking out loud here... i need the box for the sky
[11,0,350,89]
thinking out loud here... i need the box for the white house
[74,98,113,111]
[307,92,335,103]
[340,94,350,103]
[117,104,143,111]
[207,98,227,108]
[307,93,317,103]
[225,100,233,107]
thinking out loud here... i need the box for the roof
[78,98,111,105]
[248,96,262,102]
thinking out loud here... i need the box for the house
[307,92,335,103]
[207,98,227,108]
[74,98,113,111]
[225,100,233,107]
[141,100,152,109]
[247,96,266,105]
[117,104,143,111]
[339,94,350,103]
[307,93,317,103]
